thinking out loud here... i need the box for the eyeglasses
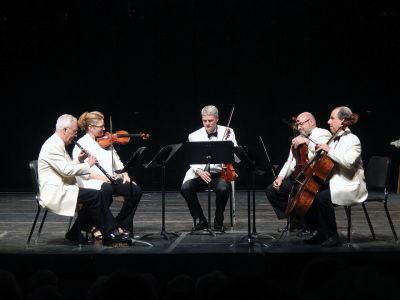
[66,127,78,135]
[296,119,310,126]
[90,124,105,128]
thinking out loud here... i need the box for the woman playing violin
[303,106,368,247]
[72,111,143,240]
[265,112,331,235]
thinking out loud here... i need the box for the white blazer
[182,125,238,184]
[38,134,91,216]
[327,129,368,206]
[278,127,332,179]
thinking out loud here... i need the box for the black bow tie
[334,135,342,142]
[207,131,218,138]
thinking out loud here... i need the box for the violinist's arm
[121,172,131,184]
[291,136,309,148]
[315,143,330,153]
[89,172,112,183]
[196,168,211,184]
[272,176,284,190]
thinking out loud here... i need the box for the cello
[285,113,359,218]
[220,105,238,182]
[291,117,310,179]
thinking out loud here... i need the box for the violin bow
[259,136,277,179]
[223,104,235,140]
[109,115,115,175]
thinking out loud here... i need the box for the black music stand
[230,146,272,248]
[116,147,153,247]
[184,141,235,237]
[141,143,182,241]
[115,146,146,174]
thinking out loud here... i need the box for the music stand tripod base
[230,235,271,248]
[127,237,154,247]
[141,143,183,242]
[190,228,217,237]
[114,146,154,247]
[229,145,271,248]
[141,231,179,242]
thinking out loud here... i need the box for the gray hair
[56,114,77,132]
[201,105,219,118]
[336,106,352,121]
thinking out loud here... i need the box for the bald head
[296,112,317,136]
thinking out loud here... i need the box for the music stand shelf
[141,143,182,241]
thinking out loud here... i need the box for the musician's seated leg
[266,177,310,234]
[181,178,208,231]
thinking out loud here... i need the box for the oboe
[73,140,116,184]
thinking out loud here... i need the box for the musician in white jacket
[181,105,238,232]
[265,112,331,233]
[304,106,368,247]
[72,111,142,240]
[38,114,124,246]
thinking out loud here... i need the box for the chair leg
[383,201,398,241]
[361,202,376,240]
[35,209,48,243]
[66,216,74,233]
[229,189,233,228]
[75,205,82,247]
[344,206,351,243]
[27,203,41,247]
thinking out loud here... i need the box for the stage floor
[1,190,400,297]
[1,191,399,254]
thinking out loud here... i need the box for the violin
[220,105,238,182]
[96,130,150,149]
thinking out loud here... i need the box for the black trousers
[265,176,296,220]
[73,187,115,235]
[304,182,338,239]
[100,178,142,231]
[181,173,230,224]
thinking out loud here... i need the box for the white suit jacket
[182,125,238,184]
[278,127,332,179]
[327,128,368,206]
[38,134,91,216]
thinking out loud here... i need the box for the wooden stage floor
[1,190,400,297]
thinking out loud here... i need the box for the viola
[220,105,238,182]
[96,130,150,149]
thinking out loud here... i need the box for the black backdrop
[3,0,400,192]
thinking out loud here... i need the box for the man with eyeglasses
[265,112,331,236]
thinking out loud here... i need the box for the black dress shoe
[321,234,341,247]
[304,233,326,245]
[214,223,226,232]
[192,218,209,231]
[277,224,303,233]
[65,230,93,244]
[118,233,132,244]
[102,232,120,247]
[297,229,313,238]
